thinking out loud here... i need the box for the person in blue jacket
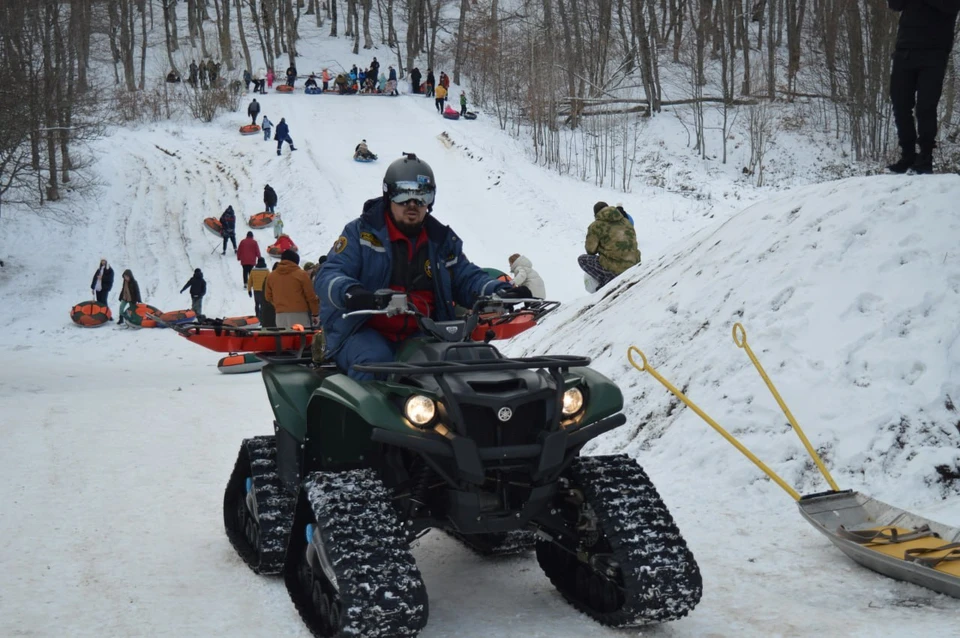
[316,153,521,380]
[274,118,296,156]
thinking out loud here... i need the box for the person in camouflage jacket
[578,201,641,289]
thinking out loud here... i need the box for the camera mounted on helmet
[383,152,437,208]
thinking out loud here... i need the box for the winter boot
[290,146,297,151]
[911,150,934,175]
[887,147,917,174]
[277,149,281,156]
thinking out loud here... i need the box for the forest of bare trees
[2,0,958,209]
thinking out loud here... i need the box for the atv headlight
[405,395,436,426]
[562,387,584,416]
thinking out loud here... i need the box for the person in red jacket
[237,231,262,286]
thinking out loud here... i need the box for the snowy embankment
[2,79,960,638]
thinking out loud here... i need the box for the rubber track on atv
[442,529,537,557]
[223,436,296,575]
[538,455,702,626]
[295,469,428,637]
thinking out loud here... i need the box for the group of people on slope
[187,59,222,89]
[247,100,295,155]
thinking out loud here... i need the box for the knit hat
[256,257,266,267]
[594,201,608,215]
[303,261,315,271]
[194,268,202,276]
[281,249,300,264]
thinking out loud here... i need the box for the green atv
[223,292,702,636]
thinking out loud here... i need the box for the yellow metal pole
[731,323,841,492]
[627,346,801,501]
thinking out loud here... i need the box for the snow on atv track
[2,32,960,638]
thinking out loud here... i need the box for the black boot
[911,150,934,175]
[887,147,917,174]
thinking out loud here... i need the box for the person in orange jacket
[265,250,319,328]
[435,84,447,113]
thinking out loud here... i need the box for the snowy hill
[3,24,960,638]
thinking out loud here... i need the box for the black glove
[248,291,252,298]
[497,285,533,300]
[344,286,391,311]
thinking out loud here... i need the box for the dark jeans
[577,254,616,289]
[322,81,329,91]
[222,232,237,252]
[265,204,275,213]
[334,327,398,381]
[95,289,109,305]
[891,49,949,152]
[461,104,467,116]
[435,98,444,113]
[191,296,203,317]
[250,113,258,125]
[253,290,266,319]
[242,264,254,284]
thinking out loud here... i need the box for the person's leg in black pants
[889,51,920,173]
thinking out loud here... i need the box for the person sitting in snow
[507,254,546,299]
[179,268,207,317]
[354,139,377,161]
[304,74,319,90]
[577,201,641,290]
[220,205,238,254]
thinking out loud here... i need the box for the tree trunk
[117,0,137,91]
[362,0,373,49]
[235,0,253,73]
[138,0,147,89]
[453,0,469,84]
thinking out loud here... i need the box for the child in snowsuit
[261,115,272,141]
[117,269,141,325]
[274,214,285,239]
[247,257,270,319]
[460,91,468,117]
[508,254,546,299]
[180,268,207,317]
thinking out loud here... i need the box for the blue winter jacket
[275,120,289,141]
[316,197,510,358]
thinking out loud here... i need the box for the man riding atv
[316,152,530,379]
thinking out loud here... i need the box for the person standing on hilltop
[887,0,960,174]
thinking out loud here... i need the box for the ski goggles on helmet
[388,180,436,207]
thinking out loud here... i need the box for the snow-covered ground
[2,19,960,638]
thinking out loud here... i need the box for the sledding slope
[2,18,960,636]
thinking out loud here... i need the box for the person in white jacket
[508,254,546,299]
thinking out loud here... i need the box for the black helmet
[383,152,436,206]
